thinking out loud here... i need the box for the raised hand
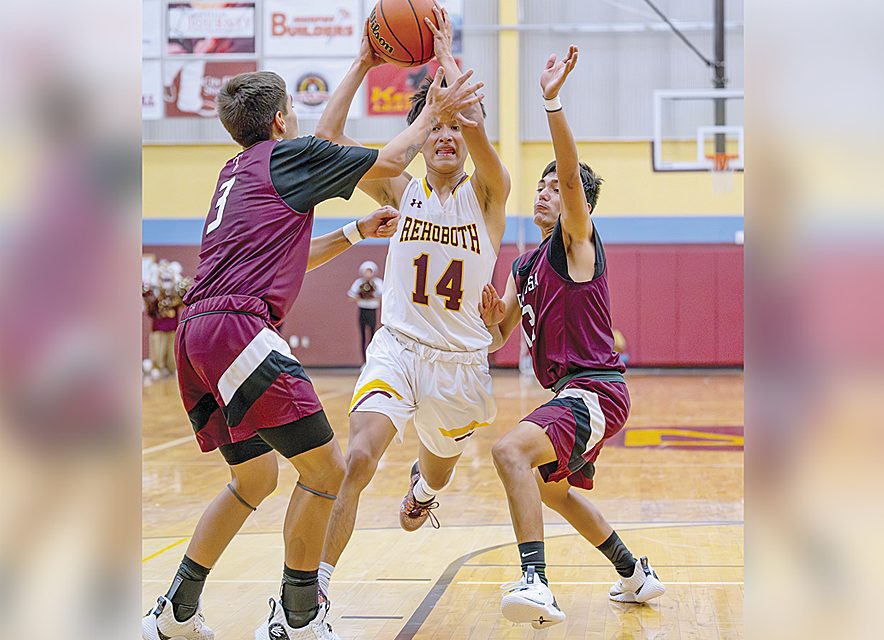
[427,67,485,127]
[358,206,400,239]
[479,284,506,327]
[540,45,578,99]
[425,2,454,62]
[358,18,385,69]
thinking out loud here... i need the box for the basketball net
[708,152,737,195]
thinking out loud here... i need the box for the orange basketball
[368,0,438,67]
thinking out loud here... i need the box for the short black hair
[217,71,288,148]
[541,160,603,210]
[406,75,486,125]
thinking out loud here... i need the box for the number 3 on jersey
[206,176,236,235]
[412,254,464,311]
[521,304,536,347]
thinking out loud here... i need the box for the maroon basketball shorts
[523,379,630,490]
[175,295,323,454]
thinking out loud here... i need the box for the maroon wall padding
[143,243,743,367]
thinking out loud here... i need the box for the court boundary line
[393,523,742,639]
[143,436,194,456]
[140,519,744,541]
[142,537,187,564]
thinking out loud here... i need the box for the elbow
[314,125,336,142]
[562,169,582,191]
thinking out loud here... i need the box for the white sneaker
[254,598,340,640]
[500,567,566,629]
[142,596,214,640]
[609,557,666,603]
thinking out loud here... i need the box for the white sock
[318,562,334,596]
[413,476,437,503]
[413,467,455,503]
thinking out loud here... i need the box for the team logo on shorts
[295,73,330,108]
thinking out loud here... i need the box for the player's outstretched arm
[315,20,382,142]
[314,21,410,208]
[541,45,593,244]
[307,206,400,272]
[426,3,509,247]
[479,278,520,353]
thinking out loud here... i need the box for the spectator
[347,261,383,363]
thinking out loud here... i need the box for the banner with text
[142,60,164,120]
[164,60,257,118]
[264,0,361,57]
[367,59,465,116]
[167,2,256,55]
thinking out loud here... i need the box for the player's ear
[272,110,286,136]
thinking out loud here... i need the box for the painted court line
[457,581,743,586]
[143,436,194,456]
[142,579,433,584]
[142,538,187,564]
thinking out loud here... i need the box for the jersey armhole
[546,218,606,281]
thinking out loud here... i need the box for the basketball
[368,0,438,67]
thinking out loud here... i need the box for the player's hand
[357,206,401,239]
[425,2,454,62]
[427,68,485,127]
[540,45,578,99]
[479,284,506,326]
[359,19,386,69]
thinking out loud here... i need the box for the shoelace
[404,497,441,529]
[500,579,528,592]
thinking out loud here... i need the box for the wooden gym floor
[143,369,743,639]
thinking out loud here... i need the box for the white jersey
[382,175,496,351]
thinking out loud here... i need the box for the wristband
[543,95,562,112]
[343,220,364,245]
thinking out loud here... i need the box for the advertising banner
[142,60,164,120]
[167,2,256,55]
[367,58,465,117]
[264,0,361,57]
[265,58,361,118]
[164,60,257,118]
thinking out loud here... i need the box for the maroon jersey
[184,137,377,323]
[513,219,625,389]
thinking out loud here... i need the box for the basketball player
[142,69,482,640]
[479,47,665,628]
[313,6,509,597]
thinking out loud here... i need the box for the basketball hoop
[707,152,738,194]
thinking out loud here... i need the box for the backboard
[652,89,744,172]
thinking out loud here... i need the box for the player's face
[422,121,466,173]
[534,172,561,229]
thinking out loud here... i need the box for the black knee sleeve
[257,411,334,459]
[219,434,273,465]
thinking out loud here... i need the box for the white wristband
[343,220,364,245]
[543,95,562,112]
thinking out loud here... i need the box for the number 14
[412,254,464,311]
